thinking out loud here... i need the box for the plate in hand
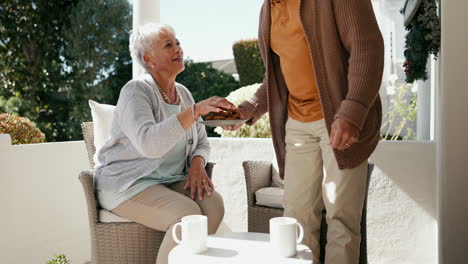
[199,119,246,127]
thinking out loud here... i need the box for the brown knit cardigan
[239,0,385,178]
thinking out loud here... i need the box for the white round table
[168,232,313,264]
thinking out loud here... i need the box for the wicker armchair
[243,160,373,264]
[79,122,214,264]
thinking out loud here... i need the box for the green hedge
[232,39,266,86]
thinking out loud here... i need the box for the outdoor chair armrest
[78,170,99,226]
[206,162,215,179]
[242,160,273,207]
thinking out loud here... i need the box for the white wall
[0,140,91,264]
[0,137,436,264]
[369,141,437,263]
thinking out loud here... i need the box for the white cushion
[99,209,132,223]
[255,187,284,209]
[88,100,115,167]
[271,156,284,189]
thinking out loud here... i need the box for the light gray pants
[112,181,225,264]
[283,118,368,264]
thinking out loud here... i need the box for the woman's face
[144,29,184,75]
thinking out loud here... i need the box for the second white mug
[270,217,304,257]
[172,215,208,253]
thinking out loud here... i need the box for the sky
[159,0,264,62]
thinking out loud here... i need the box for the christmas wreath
[401,0,441,83]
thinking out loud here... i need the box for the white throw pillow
[255,187,284,209]
[271,156,284,189]
[88,100,115,167]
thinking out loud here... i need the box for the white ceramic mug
[270,217,304,257]
[172,215,208,253]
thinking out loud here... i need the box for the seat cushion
[99,209,132,223]
[255,187,284,209]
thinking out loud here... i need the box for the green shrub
[214,83,271,138]
[232,39,265,86]
[0,113,46,145]
[46,254,69,264]
[380,80,417,140]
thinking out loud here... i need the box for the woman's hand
[184,156,214,200]
[195,96,236,117]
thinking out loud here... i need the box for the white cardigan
[94,73,210,192]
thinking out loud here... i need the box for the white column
[437,0,468,263]
[430,56,438,140]
[132,0,161,78]
[416,60,431,140]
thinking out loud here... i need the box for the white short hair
[129,23,175,70]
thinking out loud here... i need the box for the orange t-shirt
[270,0,323,122]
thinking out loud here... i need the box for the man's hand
[329,118,360,150]
[184,156,214,200]
[221,107,250,131]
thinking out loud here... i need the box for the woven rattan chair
[79,122,214,264]
[243,160,373,264]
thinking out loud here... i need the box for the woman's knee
[171,200,203,223]
[204,191,225,222]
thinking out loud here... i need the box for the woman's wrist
[193,103,200,120]
[191,155,205,167]
[191,104,197,123]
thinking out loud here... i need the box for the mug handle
[172,222,182,244]
[296,222,304,243]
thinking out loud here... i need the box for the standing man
[224,0,384,263]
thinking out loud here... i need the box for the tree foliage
[0,0,131,141]
[62,0,132,140]
[0,0,76,141]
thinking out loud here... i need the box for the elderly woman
[94,23,234,264]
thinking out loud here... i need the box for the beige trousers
[112,181,224,264]
[283,118,368,264]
